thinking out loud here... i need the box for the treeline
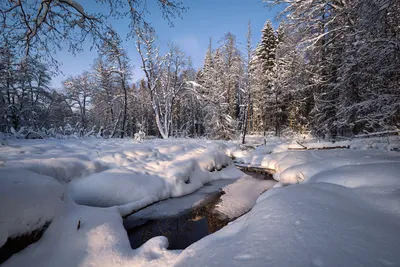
[1,0,399,140]
[198,0,400,140]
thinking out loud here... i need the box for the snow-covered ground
[1,136,400,266]
[0,138,243,246]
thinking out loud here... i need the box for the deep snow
[1,136,400,267]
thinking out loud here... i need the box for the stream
[126,193,228,249]
[124,167,274,250]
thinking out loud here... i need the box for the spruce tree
[255,20,279,135]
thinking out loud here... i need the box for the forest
[0,0,399,141]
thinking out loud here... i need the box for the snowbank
[0,168,64,247]
[68,141,243,216]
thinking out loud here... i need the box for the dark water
[126,170,274,250]
[126,197,228,249]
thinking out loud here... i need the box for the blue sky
[52,0,283,88]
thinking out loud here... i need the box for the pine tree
[200,48,237,140]
[198,38,214,92]
[254,20,279,135]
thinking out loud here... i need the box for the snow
[215,175,276,219]
[0,168,64,247]
[68,142,243,216]
[0,138,242,246]
[2,137,400,267]
[272,149,400,185]
[172,182,400,267]
[3,201,179,267]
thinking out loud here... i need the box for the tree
[253,20,279,135]
[199,47,237,140]
[63,72,93,131]
[92,57,117,132]
[241,21,253,144]
[219,33,243,120]
[266,0,400,137]
[0,42,53,132]
[100,30,131,138]
[0,0,186,62]
[136,25,189,139]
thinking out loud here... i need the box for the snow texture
[215,175,276,219]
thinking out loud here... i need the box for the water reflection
[127,200,228,249]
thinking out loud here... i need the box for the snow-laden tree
[335,0,400,135]
[273,23,313,134]
[219,33,243,120]
[196,38,214,94]
[171,63,200,137]
[136,25,190,139]
[200,48,237,140]
[266,0,400,137]
[252,20,279,135]
[63,72,94,131]
[91,57,118,133]
[0,42,54,132]
[241,21,253,144]
[99,30,132,138]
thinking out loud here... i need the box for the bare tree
[63,72,93,130]
[0,0,185,62]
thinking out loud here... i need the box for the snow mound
[0,168,64,247]
[215,176,276,219]
[68,142,243,216]
[309,162,400,218]
[276,150,400,185]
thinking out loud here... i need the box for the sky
[51,0,284,88]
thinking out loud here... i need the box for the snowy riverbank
[1,136,400,266]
